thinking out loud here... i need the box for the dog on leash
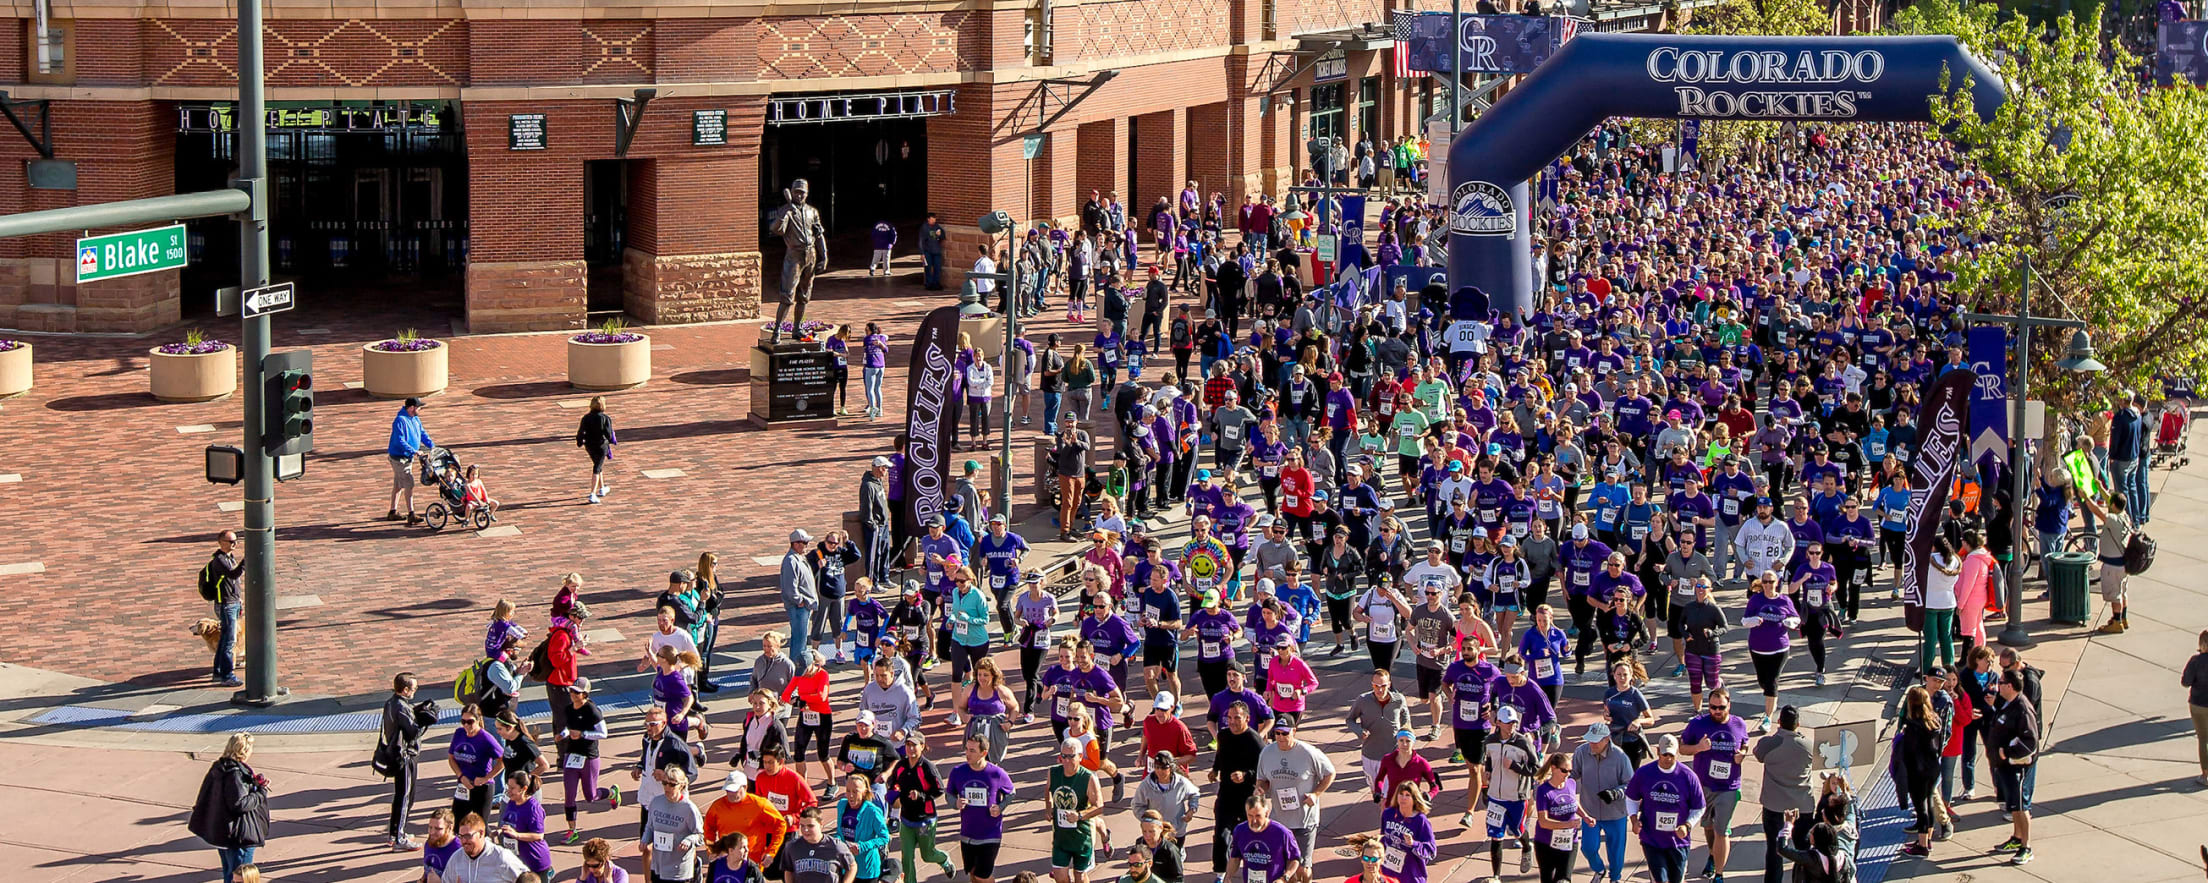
[190,619,243,663]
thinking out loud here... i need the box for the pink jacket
[1955,548,1995,642]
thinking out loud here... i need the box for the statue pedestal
[748,342,839,427]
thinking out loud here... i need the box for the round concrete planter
[149,345,238,403]
[567,334,650,390]
[0,342,29,398]
[362,341,449,399]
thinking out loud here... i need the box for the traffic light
[260,350,314,455]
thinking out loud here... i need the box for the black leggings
[1197,660,1229,701]
[1831,548,1868,620]
[1752,650,1787,697]
[1535,843,1576,883]
[794,715,834,762]
[834,365,850,409]
[1906,765,1937,831]
[1326,596,1355,637]
[1368,639,1400,673]
[1020,646,1046,713]
[1570,595,1601,666]
[1798,610,1829,672]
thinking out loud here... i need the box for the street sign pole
[234,0,284,706]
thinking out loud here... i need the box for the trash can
[2046,551,2095,624]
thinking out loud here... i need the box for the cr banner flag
[1967,325,2009,479]
[1899,368,1975,633]
[1394,13,1571,75]
[900,306,962,534]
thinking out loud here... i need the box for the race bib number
[802,710,822,727]
[564,753,587,770]
[1631,525,1649,540]
[655,831,676,852]
[1655,811,1679,830]
[1722,498,1740,516]
[1481,507,1500,523]
[904,626,922,639]
[1202,641,1223,657]
[454,782,472,800]
[1450,537,1467,554]
[1382,848,1405,873]
[1600,507,1620,525]
[963,785,989,808]
[991,574,1008,590]
[1370,620,1397,643]
[1458,699,1483,720]
[1276,682,1297,699]
[1057,809,1081,828]
[1547,825,1577,851]
[1535,657,1558,680]
[1709,759,1733,780]
[1497,575,1517,591]
[1263,465,1280,477]
[1284,495,1300,509]
[1487,802,1508,828]
[1224,425,1243,442]
[1276,788,1301,812]
[1055,697,1071,717]
[1247,868,1268,883]
[1511,522,1528,537]
[1573,571,1591,587]
[769,793,791,812]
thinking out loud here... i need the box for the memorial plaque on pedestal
[749,344,837,424]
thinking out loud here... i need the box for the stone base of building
[0,258,179,333]
[622,249,763,326]
[465,260,586,333]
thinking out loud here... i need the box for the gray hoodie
[860,679,922,737]
[1344,689,1413,761]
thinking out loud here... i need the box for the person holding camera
[378,671,440,851]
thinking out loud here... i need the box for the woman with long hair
[1377,779,1439,883]
[1602,660,1655,768]
[956,656,1018,764]
[738,688,791,775]
[1064,344,1098,423]
[695,551,727,690]
[863,321,891,419]
[1014,574,1063,723]
[497,770,555,879]
[1895,686,1945,858]
[781,649,834,783]
[1530,752,1587,883]
[829,323,855,416]
[574,395,616,502]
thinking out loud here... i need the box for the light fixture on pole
[2056,330,2105,373]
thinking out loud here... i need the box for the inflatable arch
[1444,33,2007,318]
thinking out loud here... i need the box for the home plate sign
[76,223,188,283]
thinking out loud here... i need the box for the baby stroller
[417,447,491,532]
[2153,396,2193,470]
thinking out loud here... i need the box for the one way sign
[242,282,296,318]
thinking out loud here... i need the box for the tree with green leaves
[1894,0,2208,409]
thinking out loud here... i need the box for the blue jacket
[835,797,891,878]
[387,409,432,458]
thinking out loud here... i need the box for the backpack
[2124,529,2156,575]
[452,657,494,706]
[525,637,555,682]
[197,559,222,602]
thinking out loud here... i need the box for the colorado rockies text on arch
[1647,47,1883,120]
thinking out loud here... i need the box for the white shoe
[599,484,613,497]
[587,493,601,504]
[948,714,963,727]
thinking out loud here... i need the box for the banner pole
[1999,258,2034,647]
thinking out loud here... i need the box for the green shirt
[1415,380,1453,420]
[1391,410,1433,457]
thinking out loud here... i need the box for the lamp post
[1960,255,2104,648]
[974,210,1019,521]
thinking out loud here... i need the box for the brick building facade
[0,0,1447,334]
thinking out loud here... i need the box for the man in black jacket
[860,456,894,585]
[1141,266,1170,351]
[1982,672,2041,866]
[381,671,438,849]
[206,531,245,688]
[634,707,700,833]
[1216,252,1248,338]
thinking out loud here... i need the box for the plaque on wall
[749,344,838,424]
[693,109,728,146]
[509,114,548,151]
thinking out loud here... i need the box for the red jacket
[545,623,579,687]
[1280,467,1317,517]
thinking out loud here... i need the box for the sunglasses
[1361,856,1383,864]
[461,718,480,726]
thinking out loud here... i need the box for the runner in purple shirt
[1626,736,1707,882]
[1227,800,1303,883]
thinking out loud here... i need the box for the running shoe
[1462,812,1477,828]
[1451,749,1465,764]
[949,714,963,727]
[587,492,601,504]
[833,653,850,665]
[1899,843,1927,857]
[606,785,621,809]
[1991,836,2023,853]
[1713,876,1726,883]
[1702,858,1715,877]
[1935,825,1952,841]
[563,830,583,846]
[1021,713,1036,725]
[1957,790,1976,801]
[1814,671,1827,687]
[1520,845,1532,873]
[1331,644,1347,658]
[1673,662,1686,677]
[2010,848,2033,865]
[941,861,959,880]
[393,835,420,851]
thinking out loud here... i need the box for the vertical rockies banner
[1679,119,1702,170]
[1966,326,2009,481]
[901,306,962,532]
[1899,368,1975,633]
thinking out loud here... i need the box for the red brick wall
[753,11,976,79]
[0,100,174,260]
[1074,117,1126,211]
[1186,102,1232,200]
[1055,0,1230,63]
[1031,129,1078,226]
[141,18,468,88]
[471,20,650,87]
[1133,107,1185,212]
[656,19,753,82]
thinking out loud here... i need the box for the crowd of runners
[191,117,2182,883]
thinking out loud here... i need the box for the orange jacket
[703,791,786,863]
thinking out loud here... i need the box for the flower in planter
[572,316,645,345]
[0,339,22,352]
[371,328,442,353]
[156,329,229,355]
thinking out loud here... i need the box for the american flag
[1559,16,1580,43]
[1391,8,1427,76]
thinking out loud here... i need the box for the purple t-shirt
[1042,665,1083,723]
[1744,592,1797,654]
[1443,659,1500,730]
[946,761,1018,843]
[1230,819,1303,883]
[1189,608,1241,662]
[1379,807,1438,883]
[423,838,463,879]
[1074,666,1121,731]
[654,668,695,734]
[864,334,890,369]
[1625,760,1707,848]
[448,727,507,779]
[501,795,554,871]
[1486,677,1557,732]
[1679,713,1752,792]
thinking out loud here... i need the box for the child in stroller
[418,447,494,531]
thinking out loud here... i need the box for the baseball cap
[1657,734,1682,756]
[1256,578,1277,595]
[1152,751,1178,766]
[1572,524,1590,540]
[1472,526,1489,539]
[1153,692,1177,711]
[789,529,813,543]
[988,513,1007,524]
[669,570,691,583]
[924,515,946,528]
[1494,706,1521,725]
[723,770,749,792]
[1582,721,1612,742]
[872,456,892,468]
[855,709,878,726]
[1427,538,1448,552]
[567,677,594,694]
